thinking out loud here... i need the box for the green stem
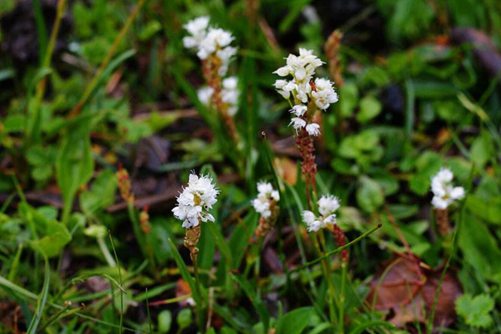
[97,237,117,267]
[313,233,337,326]
[192,258,205,333]
[338,262,347,334]
[127,203,155,270]
[291,224,382,272]
[28,0,66,143]
[27,258,50,334]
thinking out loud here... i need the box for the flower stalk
[273,49,338,204]
[430,168,465,236]
[252,182,280,239]
[183,16,240,143]
[172,172,219,332]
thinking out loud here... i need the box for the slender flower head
[305,123,320,136]
[183,16,237,76]
[252,182,280,219]
[311,78,338,110]
[182,16,210,49]
[302,195,340,232]
[197,86,214,105]
[116,166,134,204]
[172,173,219,228]
[273,48,338,138]
[221,76,239,116]
[198,77,239,116]
[430,168,465,209]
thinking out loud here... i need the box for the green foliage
[357,176,385,213]
[56,121,94,223]
[456,294,495,328]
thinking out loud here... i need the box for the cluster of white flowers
[172,173,219,228]
[274,48,338,136]
[252,182,280,219]
[197,76,239,116]
[430,168,465,209]
[302,195,340,232]
[183,16,237,76]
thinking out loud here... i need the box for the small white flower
[303,210,322,232]
[274,80,297,99]
[289,117,306,131]
[305,123,321,136]
[216,46,237,76]
[172,173,219,228]
[221,76,239,116]
[182,16,210,50]
[197,86,214,105]
[430,168,465,209]
[252,182,280,219]
[291,104,307,117]
[302,194,340,232]
[311,78,338,110]
[197,28,234,60]
[318,195,340,216]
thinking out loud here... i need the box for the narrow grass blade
[27,258,50,334]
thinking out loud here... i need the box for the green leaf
[177,308,192,329]
[26,260,50,334]
[275,307,315,334]
[56,121,94,223]
[409,151,442,195]
[166,238,202,304]
[465,195,501,225]
[458,212,501,279]
[157,310,172,333]
[228,212,258,269]
[80,170,117,216]
[357,176,385,213]
[456,294,494,328]
[470,131,494,169]
[232,275,269,331]
[339,82,359,117]
[357,95,382,123]
[30,220,71,258]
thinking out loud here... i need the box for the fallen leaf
[367,253,461,329]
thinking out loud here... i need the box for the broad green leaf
[466,195,501,225]
[339,82,359,117]
[357,95,382,123]
[456,294,494,328]
[470,131,494,169]
[80,170,117,216]
[157,310,172,333]
[56,120,94,222]
[177,308,192,329]
[357,176,384,213]
[458,212,501,279]
[275,307,315,334]
[409,151,442,195]
[30,220,71,258]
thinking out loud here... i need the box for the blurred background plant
[0,0,500,333]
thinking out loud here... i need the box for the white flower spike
[172,173,219,228]
[252,182,280,219]
[430,168,465,209]
[273,48,338,139]
[302,195,340,232]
